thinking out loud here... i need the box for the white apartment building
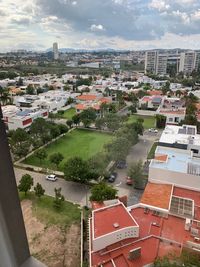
[179,51,200,74]
[145,51,168,75]
[53,42,59,60]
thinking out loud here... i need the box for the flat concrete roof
[150,146,200,174]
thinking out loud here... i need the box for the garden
[23,128,113,170]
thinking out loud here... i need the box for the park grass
[23,129,113,170]
[147,142,158,159]
[19,192,81,227]
[127,114,156,129]
[61,108,76,120]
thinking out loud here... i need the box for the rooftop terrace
[150,146,200,174]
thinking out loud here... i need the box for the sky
[1,0,200,52]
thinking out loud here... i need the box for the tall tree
[63,157,90,183]
[128,161,144,189]
[80,108,97,127]
[34,183,45,198]
[90,183,118,202]
[49,152,64,169]
[53,188,65,210]
[18,174,33,195]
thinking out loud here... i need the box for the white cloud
[149,0,170,11]
[90,24,105,32]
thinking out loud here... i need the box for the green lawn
[61,108,76,120]
[127,114,156,129]
[19,192,80,227]
[24,129,113,170]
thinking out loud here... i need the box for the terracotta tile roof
[93,203,137,238]
[140,182,173,210]
[75,104,85,110]
[100,97,112,104]
[77,94,97,101]
[154,154,168,162]
[91,201,105,210]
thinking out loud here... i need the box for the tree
[80,108,97,127]
[66,119,73,128]
[18,174,33,195]
[10,128,30,158]
[34,183,45,198]
[128,103,137,114]
[106,137,131,161]
[90,183,118,202]
[58,124,68,134]
[155,114,166,128]
[53,187,65,210]
[72,114,80,126]
[128,161,144,189]
[34,149,47,164]
[26,84,35,95]
[49,152,64,169]
[63,157,90,183]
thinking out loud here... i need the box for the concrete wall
[149,167,200,191]
[93,226,139,252]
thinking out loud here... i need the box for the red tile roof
[140,183,172,210]
[77,94,97,101]
[75,104,85,110]
[93,203,137,238]
[155,154,168,162]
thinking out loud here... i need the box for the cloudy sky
[1,0,200,51]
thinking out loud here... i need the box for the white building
[2,105,48,130]
[158,124,200,156]
[179,51,200,74]
[53,42,59,60]
[145,51,168,75]
[149,146,200,191]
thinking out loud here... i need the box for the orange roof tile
[155,154,168,162]
[75,104,85,110]
[93,203,137,238]
[77,94,97,101]
[100,97,111,104]
[140,182,173,210]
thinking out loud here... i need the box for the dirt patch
[21,200,81,267]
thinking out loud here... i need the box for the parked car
[148,128,158,133]
[46,174,57,181]
[126,176,133,185]
[108,172,117,183]
[116,160,127,169]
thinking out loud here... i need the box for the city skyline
[1,0,200,52]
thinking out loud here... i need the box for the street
[112,130,161,205]
[14,168,89,206]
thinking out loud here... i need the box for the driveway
[112,130,161,205]
[14,168,89,206]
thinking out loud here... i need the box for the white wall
[93,226,139,252]
[149,167,200,191]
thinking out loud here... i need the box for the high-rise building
[179,51,200,74]
[145,51,168,76]
[145,51,157,74]
[53,42,59,60]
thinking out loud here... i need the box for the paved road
[14,168,89,206]
[111,130,161,205]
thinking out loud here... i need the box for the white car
[148,128,158,133]
[46,174,57,181]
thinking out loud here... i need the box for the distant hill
[46,47,123,53]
